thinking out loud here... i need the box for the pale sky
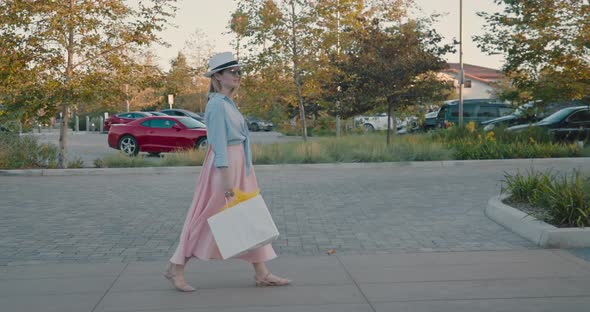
[154,0,504,71]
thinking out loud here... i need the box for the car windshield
[538,107,578,124]
[177,117,206,129]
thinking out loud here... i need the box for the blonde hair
[209,70,239,98]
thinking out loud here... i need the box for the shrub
[0,133,58,169]
[430,124,582,160]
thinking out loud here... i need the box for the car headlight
[483,124,494,131]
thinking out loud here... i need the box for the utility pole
[335,0,341,137]
[458,0,464,127]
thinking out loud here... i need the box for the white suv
[354,113,418,133]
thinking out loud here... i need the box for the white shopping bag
[207,191,279,259]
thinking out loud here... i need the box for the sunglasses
[225,69,242,77]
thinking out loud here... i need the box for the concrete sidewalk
[2,249,590,312]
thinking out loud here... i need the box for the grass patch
[502,168,590,228]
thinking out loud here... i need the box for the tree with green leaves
[165,52,195,98]
[334,18,453,144]
[233,0,321,141]
[0,0,176,168]
[232,1,450,139]
[475,0,590,103]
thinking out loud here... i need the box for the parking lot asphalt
[29,129,303,167]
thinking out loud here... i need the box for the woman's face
[215,67,241,90]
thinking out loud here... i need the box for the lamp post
[458,0,464,127]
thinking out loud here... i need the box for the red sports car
[108,116,208,156]
[103,111,153,132]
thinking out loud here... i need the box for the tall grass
[251,134,453,164]
[94,149,207,168]
[502,169,590,227]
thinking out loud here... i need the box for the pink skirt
[170,144,277,264]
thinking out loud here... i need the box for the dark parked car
[104,111,152,132]
[507,106,590,142]
[422,109,440,131]
[482,100,584,131]
[160,109,205,123]
[246,116,273,132]
[436,99,512,128]
[108,116,208,156]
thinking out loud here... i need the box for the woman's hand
[219,168,234,197]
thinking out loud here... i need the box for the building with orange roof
[440,63,505,99]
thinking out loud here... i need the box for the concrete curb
[0,166,202,176]
[485,194,590,248]
[1,157,589,177]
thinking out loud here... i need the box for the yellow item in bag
[220,188,260,212]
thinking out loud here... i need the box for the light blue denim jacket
[205,92,252,175]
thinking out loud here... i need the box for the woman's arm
[206,100,229,169]
[205,100,233,196]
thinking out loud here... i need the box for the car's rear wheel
[195,137,208,150]
[251,123,259,132]
[118,135,139,156]
[363,123,375,132]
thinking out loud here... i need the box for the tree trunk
[58,104,70,167]
[290,0,307,141]
[386,101,392,145]
[58,0,75,168]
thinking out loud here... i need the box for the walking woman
[165,52,291,292]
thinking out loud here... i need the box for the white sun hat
[204,52,242,77]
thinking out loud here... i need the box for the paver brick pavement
[1,158,589,265]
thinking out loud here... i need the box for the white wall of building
[441,73,496,99]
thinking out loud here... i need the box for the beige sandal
[164,263,196,292]
[255,272,292,287]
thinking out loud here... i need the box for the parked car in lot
[354,113,418,133]
[108,116,208,156]
[436,99,512,128]
[482,100,585,131]
[422,109,440,131]
[246,116,274,131]
[160,109,205,123]
[507,106,590,142]
[104,111,153,132]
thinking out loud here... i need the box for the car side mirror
[172,124,182,131]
